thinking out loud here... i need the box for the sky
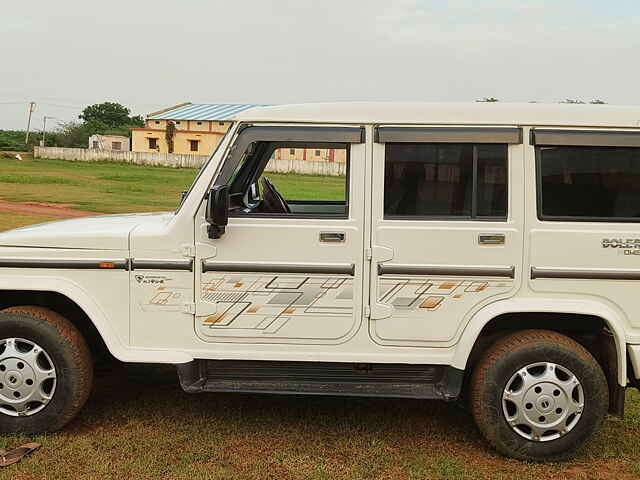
[1,0,639,130]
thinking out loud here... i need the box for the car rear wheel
[470,329,609,461]
[0,306,93,433]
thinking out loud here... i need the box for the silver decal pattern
[378,277,512,312]
[198,274,354,337]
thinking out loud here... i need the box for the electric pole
[42,116,53,147]
[25,102,36,144]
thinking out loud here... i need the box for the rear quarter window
[537,146,640,221]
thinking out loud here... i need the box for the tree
[560,99,607,105]
[165,121,176,153]
[52,121,98,148]
[476,97,499,102]
[79,102,144,128]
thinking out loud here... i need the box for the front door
[194,125,367,344]
[369,126,524,346]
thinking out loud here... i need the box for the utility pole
[42,116,53,147]
[25,101,36,144]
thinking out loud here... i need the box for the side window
[229,142,349,218]
[384,143,507,219]
[538,146,640,221]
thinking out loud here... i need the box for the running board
[177,360,463,401]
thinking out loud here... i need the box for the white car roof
[234,102,640,128]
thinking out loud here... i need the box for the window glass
[230,143,349,217]
[538,146,640,220]
[258,146,347,202]
[477,145,508,217]
[384,143,507,218]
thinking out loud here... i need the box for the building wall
[131,128,226,155]
[187,120,210,132]
[147,119,167,130]
[33,146,347,176]
[88,134,130,151]
[274,147,348,163]
[133,119,234,155]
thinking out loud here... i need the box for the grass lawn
[0,155,345,222]
[0,156,639,478]
[0,363,638,480]
[0,211,58,231]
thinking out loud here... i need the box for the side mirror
[206,185,230,239]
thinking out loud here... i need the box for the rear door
[369,126,524,346]
[194,125,367,344]
[528,129,640,336]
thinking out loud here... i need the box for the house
[131,103,260,155]
[88,134,130,151]
[131,103,347,163]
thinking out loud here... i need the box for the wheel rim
[0,338,57,417]
[502,362,584,442]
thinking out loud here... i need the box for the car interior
[228,141,348,217]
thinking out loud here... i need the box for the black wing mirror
[206,185,230,239]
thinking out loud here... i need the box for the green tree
[165,121,176,153]
[79,102,144,128]
[52,121,97,148]
[560,99,607,104]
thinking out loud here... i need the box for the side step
[177,360,463,401]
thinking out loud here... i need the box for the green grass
[266,173,346,202]
[0,363,637,479]
[0,211,58,231]
[0,174,82,185]
[0,157,345,215]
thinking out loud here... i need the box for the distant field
[0,155,345,230]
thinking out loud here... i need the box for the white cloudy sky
[1,0,638,129]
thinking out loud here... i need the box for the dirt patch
[0,200,98,218]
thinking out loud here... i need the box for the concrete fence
[33,146,208,168]
[33,147,347,176]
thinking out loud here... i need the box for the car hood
[0,212,174,250]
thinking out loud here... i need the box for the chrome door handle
[478,233,505,245]
[319,231,345,243]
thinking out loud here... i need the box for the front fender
[452,297,629,386]
[0,274,192,364]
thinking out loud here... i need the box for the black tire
[0,306,93,433]
[470,329,608,461]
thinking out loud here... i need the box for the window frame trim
[531,128,640,148]
[375,126,523,144]
[214,125,364,187]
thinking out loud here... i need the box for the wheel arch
[453,298,629,387]
[0,276,191,364]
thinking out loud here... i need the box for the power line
[39,102,82,109]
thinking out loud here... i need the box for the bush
[0,130,47,151]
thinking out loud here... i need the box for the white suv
[0,102,639,461]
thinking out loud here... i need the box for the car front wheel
[0,306,93,433]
